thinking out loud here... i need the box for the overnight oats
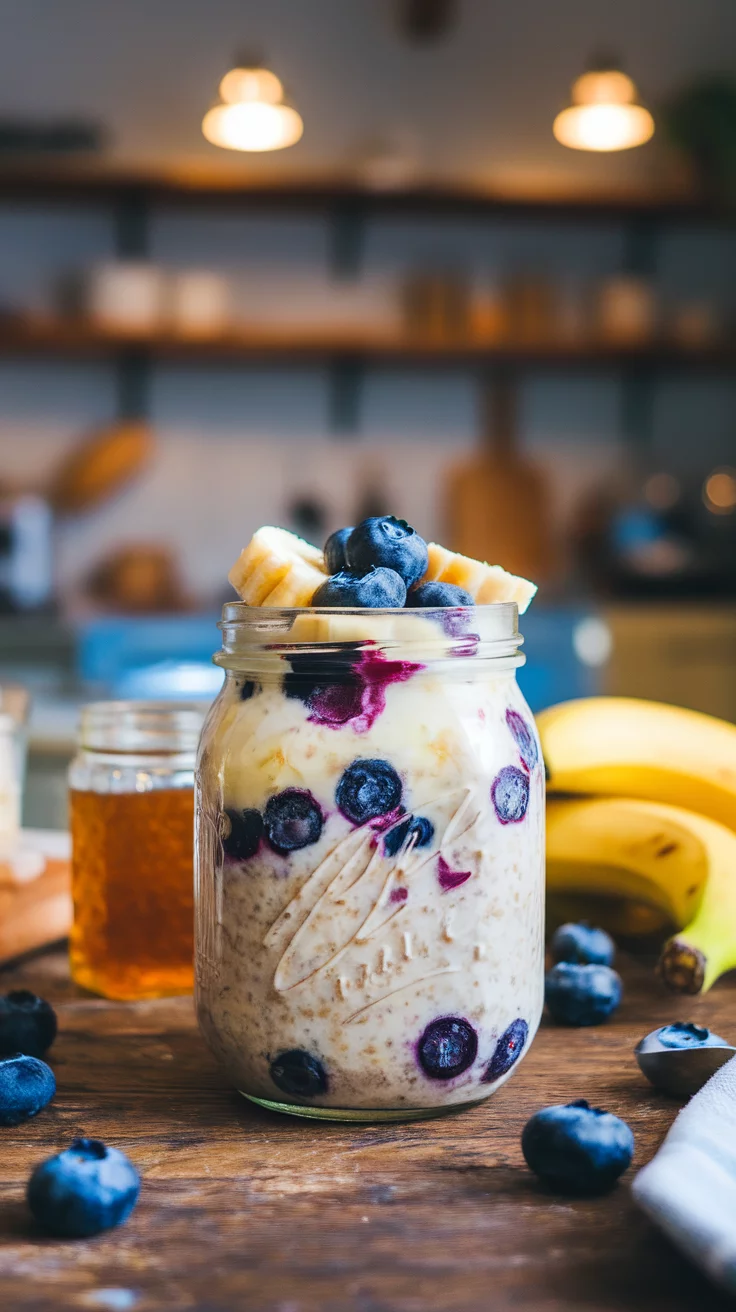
[195,518,545,1120]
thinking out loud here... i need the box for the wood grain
[0,947,734,1312]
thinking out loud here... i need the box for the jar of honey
[69,701,206,1001]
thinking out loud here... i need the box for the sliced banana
[228,527,326,606]
[422,543,537,614]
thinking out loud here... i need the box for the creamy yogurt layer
[195,635,545,1112]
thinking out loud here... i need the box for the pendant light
[553,56,654,152]
[202,56,303,153]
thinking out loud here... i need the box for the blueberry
[521,1100,634,1195]
[241,680,256,701]
[383,815,434,858]
[417,1017,478,1080]
[545,963,622,1026]
[0,1054,56,1126]
[264,789,323,854]
[551,922,615,967]
[346,516,428,589]
[270,1049,328,1099]
[491,765,530,824]
[482,1018,529,1083]
[324,526,354,574]
[27,1138,140,1237]
[407,582,473,608]
[312,567,407,609]
[0,990,57,1059]
[656,1022,717,1050]
[505,708,539,771]
[336,759,403,825]
[221,808,264,861]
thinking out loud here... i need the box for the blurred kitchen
[0,0,735,830]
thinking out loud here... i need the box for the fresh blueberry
[264,789,323,854]
[27,1138,141,1237]
[505,708,539,771]
[270,1049,328,1099]
[221,808,264,861]
[346,516,428,589]
[407,581,473,608]
[0,1054,56,1126]
[312,567,407,609]
[417,1017,478,1080]
[521,1100,634,1195]
[0,990,57,1059]
[336,759,403,825]
[491,765,530,824]
[383,815,434,858]
[482,1018,529,1083]
[656,1022,718,1050]
[240,680,256,701]
[545,963,622,1026]
[551,922,615,968]
[324,526,354,574]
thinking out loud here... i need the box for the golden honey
[70,787,194,1000]
[68,701,205,1001]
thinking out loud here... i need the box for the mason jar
[195,605,545,1121]
[69,701,206,1001]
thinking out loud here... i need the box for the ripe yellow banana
[422,543,537,613]
[228,527,326,607]
[547,796,736,994]
[539,697,736,832]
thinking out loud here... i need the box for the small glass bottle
[69,701,206,1001]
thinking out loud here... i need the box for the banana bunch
[539,697,736,995]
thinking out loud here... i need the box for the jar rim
[79,700,208,754]
[216,602,523,669]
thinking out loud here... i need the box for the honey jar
[69,701,206,1000]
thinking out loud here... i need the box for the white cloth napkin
[633,1054,736,1295]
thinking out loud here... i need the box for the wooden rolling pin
[0,832,72,964]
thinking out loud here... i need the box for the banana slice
[228,527,326,606]
[422,543,537,614]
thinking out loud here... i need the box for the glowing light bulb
[553,61,654,152]
[202,59,303,153]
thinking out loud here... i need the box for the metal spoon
[635,1022,736,1097]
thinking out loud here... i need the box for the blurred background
[0,0,734,829]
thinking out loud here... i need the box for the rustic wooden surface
[1,947,735,1312]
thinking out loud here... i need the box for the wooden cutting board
[445,375,557,583]
[0,830,72,963]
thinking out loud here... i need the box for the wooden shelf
[0,318,733,369]
[0,162,732,223]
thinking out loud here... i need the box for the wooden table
[1,948,734,1312]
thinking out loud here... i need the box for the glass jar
[69,701,206,1001]
[195,605,545,1122]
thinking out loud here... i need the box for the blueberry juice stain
[284,645,424,733]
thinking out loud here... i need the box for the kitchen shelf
[0,162,733,223]
[0,318,732,370]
